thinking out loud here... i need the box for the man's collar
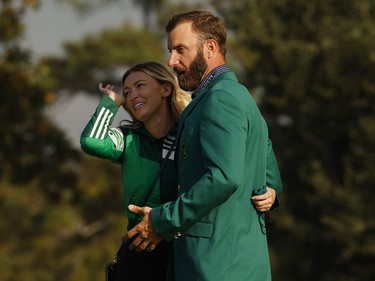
[191,64,231,99]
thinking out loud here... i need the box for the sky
[23,0,142,147]
[23,0,142,58]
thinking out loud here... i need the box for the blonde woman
[80,62,191,281]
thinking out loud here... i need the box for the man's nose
[168,53,179,67]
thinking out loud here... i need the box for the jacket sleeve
[266,138,283,210]
[80,95,125,162]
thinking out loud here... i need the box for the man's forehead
[167,22,198,47]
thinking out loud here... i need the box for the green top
[80,96,178,229]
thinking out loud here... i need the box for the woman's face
[123,71,170,123]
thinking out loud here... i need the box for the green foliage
[155,0,208,31]
[213,0,375,280]
[38,24,166,93]
[0,4,23,41]
[0,1,79,189]
[0,172,125,281]
[0,2,126,280]
[55,0,118,13]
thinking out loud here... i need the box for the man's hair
[165,10,227,57]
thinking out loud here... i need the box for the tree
[0,0,79,191]
[38,24,166,94]
[56,0,166,30]
[213,1,375,280]
[131,0,164,30]
[0,2,125,280]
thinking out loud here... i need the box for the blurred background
[1,0,374,280]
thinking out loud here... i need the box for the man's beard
[175,50,207,91]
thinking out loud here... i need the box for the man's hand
[251,187,276,212]
[124,204,162,252]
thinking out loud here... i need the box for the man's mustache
[173,67,186,74]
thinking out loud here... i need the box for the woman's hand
[98,83,125,107]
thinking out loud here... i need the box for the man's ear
[206,39,219,59]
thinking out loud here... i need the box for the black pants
[115,238,171,281]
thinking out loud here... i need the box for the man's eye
[177,47,186,54]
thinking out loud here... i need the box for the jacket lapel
[177,71,237,137]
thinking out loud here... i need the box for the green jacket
[151,72,282,281]
[80,96,178,229]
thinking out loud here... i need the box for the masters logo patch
[180,142,189,160]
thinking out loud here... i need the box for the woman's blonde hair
[121,61,191,128]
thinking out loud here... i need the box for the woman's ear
[162,83,172,97]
